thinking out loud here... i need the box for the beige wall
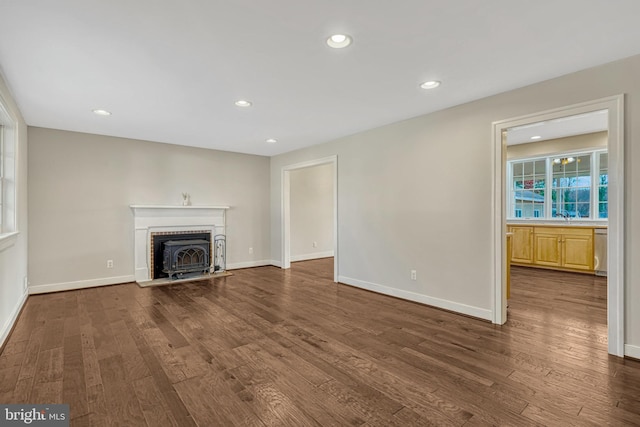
[507,131,607,159]
[290,164,334,260]
[270,54,640,351]
[28,128,270,290]
[0,72,28,347]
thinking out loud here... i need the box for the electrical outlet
[107,259,114,268]
[313,241,318,248]
[249,247,253,254]
[410,270,417,281]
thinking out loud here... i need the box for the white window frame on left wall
[0,91,18,252]
[0,125,4,231]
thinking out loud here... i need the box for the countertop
[507,222,608,229]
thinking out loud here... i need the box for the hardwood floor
[1,259,639,426]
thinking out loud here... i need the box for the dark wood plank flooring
[1,259,639,426]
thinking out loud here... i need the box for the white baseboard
[270,260,283,268]
[625,344,640,359]
[290,251,334,262]
[29,275,136,295]
[338,275,493,321]
[226,260,273,270]
[0,288,28,349]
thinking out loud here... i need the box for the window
[0,126,3,231]
[552,154,591,219]
[598,152,608,218]
[511,159,545,219]
[508,149,607,220]
[0,96,17,236]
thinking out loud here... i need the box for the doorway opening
[281,156,338,282]
[492,95,624,356]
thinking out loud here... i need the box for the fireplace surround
[130,205,229,283]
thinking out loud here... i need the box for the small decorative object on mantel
[181,192,191,206]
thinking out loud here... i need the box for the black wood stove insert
[162,239,210,280]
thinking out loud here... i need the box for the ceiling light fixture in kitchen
[553,157,579,166]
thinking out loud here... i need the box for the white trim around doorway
[491,95,625,357]
[281,155,338,282]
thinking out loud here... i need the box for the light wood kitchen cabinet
[533,230,562,267]
[510,225,595,273]
[561,229,594,271]
[509,226,534,264]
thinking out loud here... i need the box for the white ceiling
[1,1,640,156]
[506,110,608,145]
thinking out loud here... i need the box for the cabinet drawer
[535,226,593,237]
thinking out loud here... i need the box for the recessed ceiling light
[531,135,542,140]
[235,100,252,107]
[92,109,111,116]
[266,138,277,144]
[327,34,352,49]
[420,81,441,90]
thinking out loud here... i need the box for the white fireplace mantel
[130,205,229,282]
[130,205,230,210]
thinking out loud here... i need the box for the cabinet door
[510,226,534,264]
[562,232,594,271]
[534,232,562,267]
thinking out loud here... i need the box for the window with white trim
[511,159,545,219]
[552,153,592,219]
[0,97,17,235]
[508,148,607,220]
[0,126,4,232]
[598,152,608,219]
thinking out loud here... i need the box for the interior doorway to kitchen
[492,95,624,356]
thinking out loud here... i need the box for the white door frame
[491,95,625,357]
[281,155,338,282]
